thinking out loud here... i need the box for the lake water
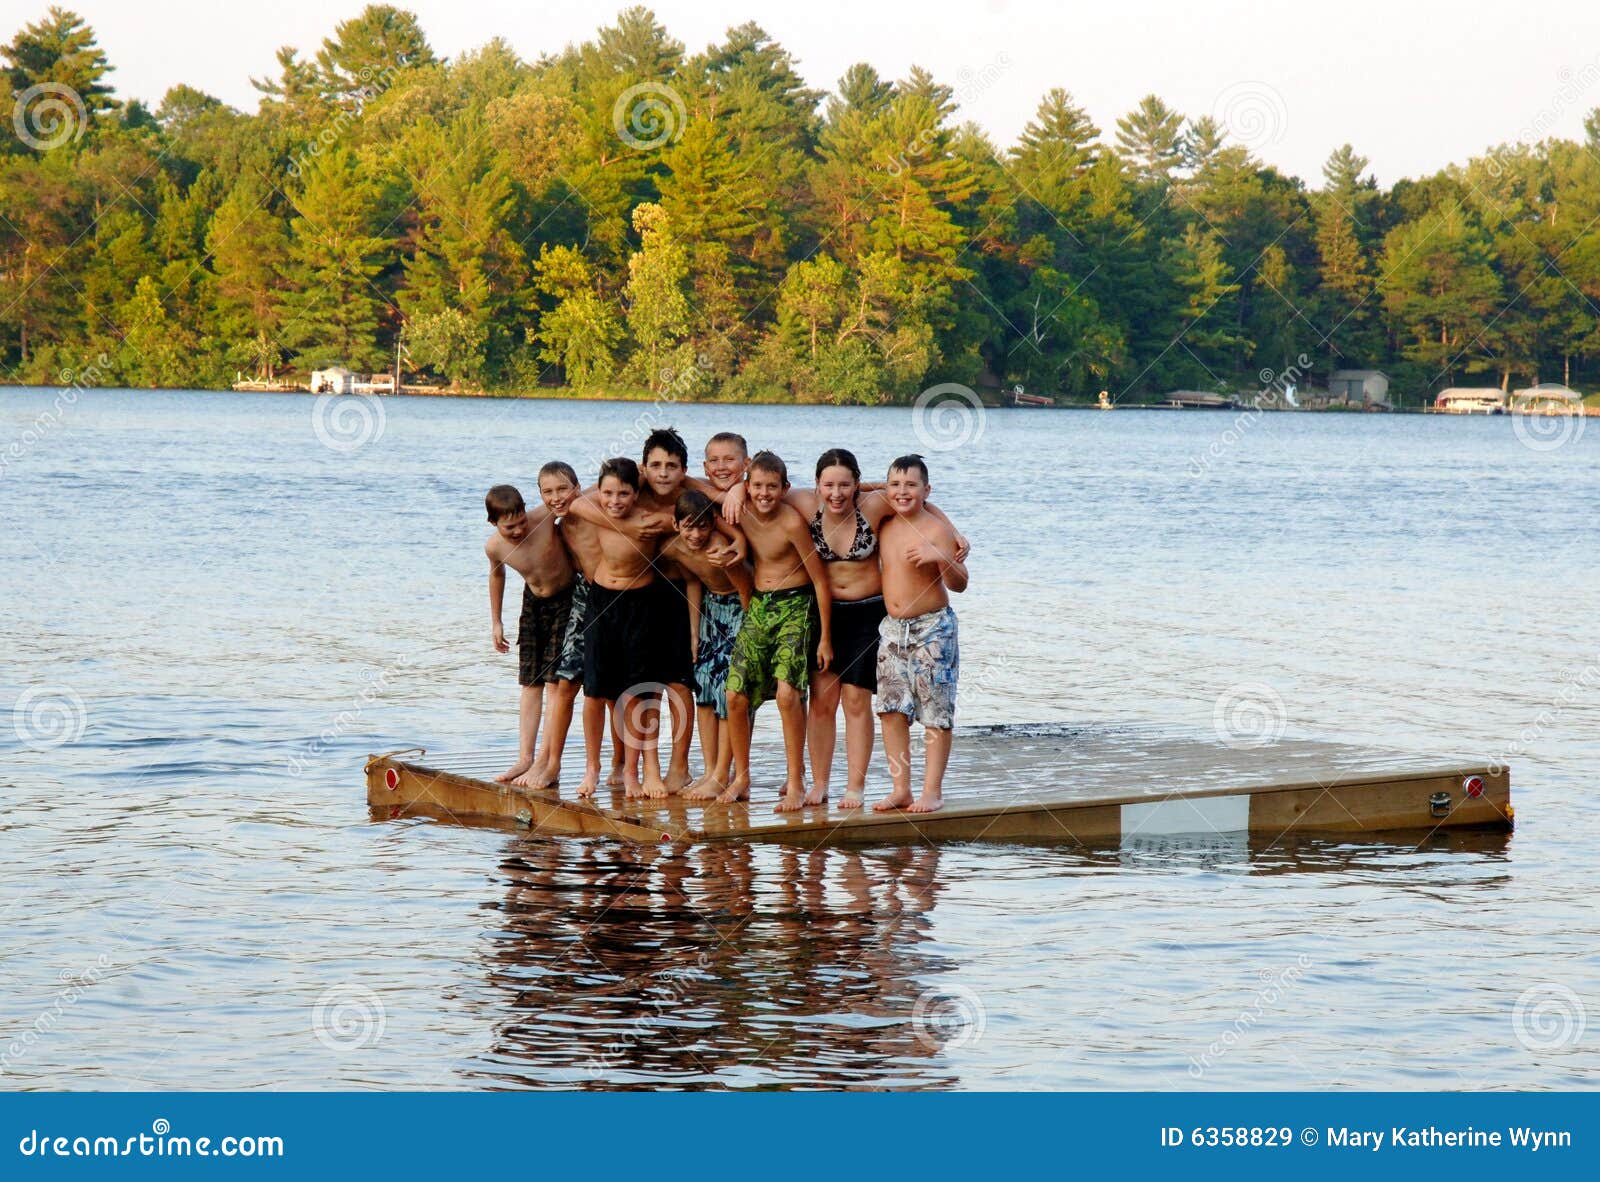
[2,388,1597,1090]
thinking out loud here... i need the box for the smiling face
[677,517,714,550]
[598,474,639,518]
[885,466,929,516]
[643,446,686,499]
[538,471,578,516]
[495,510,530,543]
[703,441,748,490]
[816,464,860,515]
[746,466,788,514]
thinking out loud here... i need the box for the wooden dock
[365,724,1512,847]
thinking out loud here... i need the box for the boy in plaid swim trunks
[722,452,832,810]
[872,455,969,815]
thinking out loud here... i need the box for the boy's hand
[815,638,833,672]
[904,539,947,568]
[721,481,748,524]
[492,622,509,653]
[954,532,971,562]
[705,543,742,568]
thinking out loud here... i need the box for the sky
[14,0,1600,186]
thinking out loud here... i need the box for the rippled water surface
[3,389,1597,1090]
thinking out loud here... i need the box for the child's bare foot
[716,774,750,804]
[576,770,599,799]
[495,758,533,784]
[838,786,865,810]
[683,774,724,801]
[665,765,691,793]
[624,777,646,801]
[535,765,560,789]
[907,792,943,814]
[873,787,914,812]
[802,782,829,808]
[511,759,547,790]
[606,767,625,788]
[642,768,671,799]
[774,778,808,813]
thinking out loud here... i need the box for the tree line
[4,4,1599,404]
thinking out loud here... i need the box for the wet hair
[815,447,861,483]
[642,427,688,467]
[707,431,749,458]
[538,460,579,487]
[485,484,526,523]
[598,456,641,491]
[888,453,929,483]
[748,450,789,486]
[674,488,715,525]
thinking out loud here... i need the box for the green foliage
[6,4,1600,404]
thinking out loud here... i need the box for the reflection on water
[476,842,955,1089]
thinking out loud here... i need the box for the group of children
[483,429,968,814]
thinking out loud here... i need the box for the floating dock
[365,724,1512,847]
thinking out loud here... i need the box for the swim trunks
[824,594,887,692]
[693,590,745,719]
[649,576,695,687]
[582,582,663,701]
[517,581,574,687]
[875,606,958,729]
[553,574,591,683]
[726,586,816,711]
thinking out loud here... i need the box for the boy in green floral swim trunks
[722,452,833,810]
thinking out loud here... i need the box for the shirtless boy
[702,431,750,494]
[577,457,671,799]
[872,455,968,815]
[722,451,833,811]
[663,489,754,801]
[483,483,575,786]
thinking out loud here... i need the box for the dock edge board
[364,755,1512,847]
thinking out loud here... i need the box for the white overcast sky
[15,0,1600,185]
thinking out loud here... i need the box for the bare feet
[606,764,625,788]
[873,787,914,812]
[535,766,560,789]
[716,774,751,804]
[641,768,671,800]
[495,757,533,784]
[576,771,599,799]
[511,759,547,790]
[801,782,828,808]
[838,786,865,811]
[665,765,692,794]
[683,774,724,801]
[907,793,943,814]
[774,780,807,813]
[624,778,646,801]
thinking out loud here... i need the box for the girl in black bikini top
[810,506,877,562]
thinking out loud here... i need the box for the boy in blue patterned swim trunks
[873,455,969,815]
[656,490,753,799]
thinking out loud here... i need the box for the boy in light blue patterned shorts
[875,606,959,730]
[873,454,969,815]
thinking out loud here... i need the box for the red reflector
[384,768,400,790]
[660,833,672,843]
[1463,776,1484,798]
